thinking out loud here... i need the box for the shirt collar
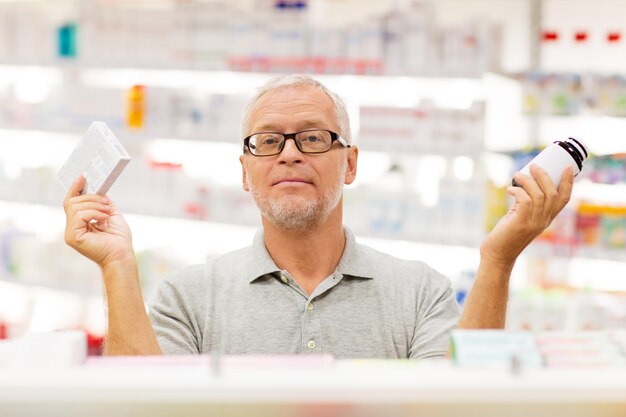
[335,227,375,280]
[246,227,374,284]
[246,230,282,283]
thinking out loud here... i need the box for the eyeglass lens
[248,130,332,155]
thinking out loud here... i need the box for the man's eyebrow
[253,120,329,132]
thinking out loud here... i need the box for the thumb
[68,175,86,197]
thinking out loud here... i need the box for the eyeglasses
[243,129,350,157]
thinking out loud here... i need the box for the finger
[65,209,110,242]
[68,201,113,219]
[106,199,121,216]
[65,209,110,245]
[556,166,574,212]
[506,185,533,222]
[511,171,542,221]
[68,176,85,197]
[66,198,111,222]
[529,164,559,220]
[64,176,85,209]
[64,192,111,213]
[74,209,110,227]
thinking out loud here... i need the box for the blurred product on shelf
[520,73,626,117]
[0,220,102,293]
[0,217,182,342]
[536,331,625,368]
[528,202,626,260]
[1,327,624,368]
[450,329,542,369]
[596,76,626,117]
[452,269,476,310]
[0,82,249,141]
[587,153,626,184]
[344,156,488,246]
[484,181,509,232]
[0,1,501,77]
[358,102,484,155]
[451,329,626,368]
[521,73,584,116]
[57,21,77,59]
[0,330,87,367]
[86,331,104,356]
[0,219,182,296]
[577,202,626,249]
[126,85,145,129]
[507,288,626,331]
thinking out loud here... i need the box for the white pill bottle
[513,137,589,188]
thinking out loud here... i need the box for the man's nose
[277,138,304,163]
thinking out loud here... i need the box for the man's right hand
[63,176,134,267]
[63,176,161,355]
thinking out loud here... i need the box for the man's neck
[262,210,346,296]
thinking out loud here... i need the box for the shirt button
[280,272,289,284]
[307,340,316,349]
[307,303,314,311]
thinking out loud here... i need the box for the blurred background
[0,0,625,353]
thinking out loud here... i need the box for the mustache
[269,170,316,186]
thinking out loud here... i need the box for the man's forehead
[248,85,337,132]
[253,85,332,109]
[254,119,328,132]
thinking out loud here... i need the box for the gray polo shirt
[149,228,459,359]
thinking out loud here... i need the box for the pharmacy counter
[0,355,625,417]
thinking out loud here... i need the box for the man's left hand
[480,164,574,267]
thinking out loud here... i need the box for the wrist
[479,245,516,271]
[478,252,516,275]
[100,254,139,283]
[100,249,136,269]
[479,239,521,270]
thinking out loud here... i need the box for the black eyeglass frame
[242,129,350,157]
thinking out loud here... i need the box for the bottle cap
[568,137,588,159]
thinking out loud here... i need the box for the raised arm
[458,165,574,329]
[63,176,161,355]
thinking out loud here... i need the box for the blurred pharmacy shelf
[0,199,482,279]
[0,64,489,143]
[1,0,626,338]
[573,181,626,205]
[0,279,106,338]
[1,351,626,417]
[519,114,626,156]
[2,125,623,214]
[0,124,623,253]
[0,0,508,76]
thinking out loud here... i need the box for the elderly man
[63,75,573,358]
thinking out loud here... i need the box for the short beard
[247,160,346,231]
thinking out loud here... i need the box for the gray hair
[240,74,352,144]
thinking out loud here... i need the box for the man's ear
[240,155,250,192]
[344,146,358,185]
